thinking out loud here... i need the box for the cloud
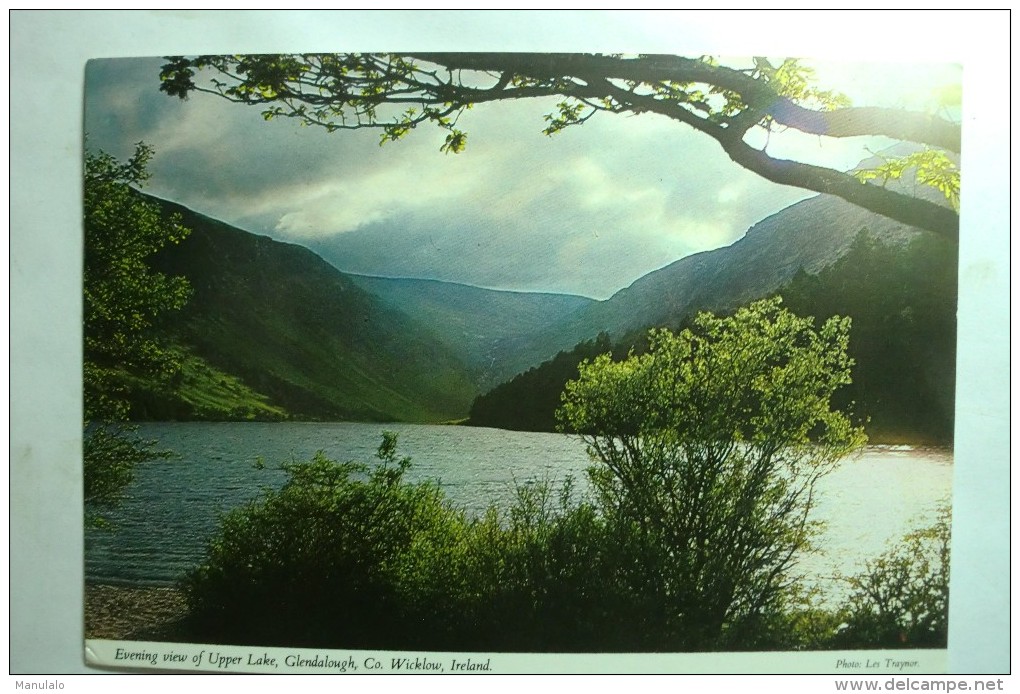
[83,54,946,298]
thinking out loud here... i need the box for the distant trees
[468,332,614,431]
[83,143,192,511]
[782,230,957,444]
[159,53,959,239]
[558,298,866,648]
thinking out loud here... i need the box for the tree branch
[717,138,959,241]
[411,53,961,152]
[160,53,962,238]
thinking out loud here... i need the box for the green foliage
[162,54,474,154]
[832,507,951,649]
[393,476,636,651]
[157,53,959,238]
[184,433,469,648]
[185,429,950,652]
[782,230,957,444]
[184,433,696,651]
[558,298,866,649]
[83,144,193,509]
[854,148,960,211]
[160,53,850,149]
[84,144,192,422]
[753,57,852,112]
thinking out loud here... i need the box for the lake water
[84,422,952,596]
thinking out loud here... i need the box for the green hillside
[468,231,957,445]
[134,196,478,423]
[348,274,593,389]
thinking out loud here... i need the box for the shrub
[831,507,951,649]
[184,440,662,651]
[558,298,867,650]
[184,432,467,648]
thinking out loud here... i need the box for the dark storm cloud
[88,54,927,297]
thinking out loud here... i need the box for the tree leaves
[854,148,960,211]
[157,53,960,238]
[557,298,866,647]
[84,144,193,421]
[83,144,193,511]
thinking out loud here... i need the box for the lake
[84,422,952,595]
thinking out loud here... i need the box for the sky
[84,55,961,300]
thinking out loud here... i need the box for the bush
[184,432,467,648]
[557,298,867,650]
[831,507,951,649]
[184,427,943,652]
[425,478,663,652]
[184,437,673,651]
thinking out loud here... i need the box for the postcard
[81,50,960,674]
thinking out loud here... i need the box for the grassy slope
[348,274,594,389]
[143,197,478,423]
[122,348,288,421]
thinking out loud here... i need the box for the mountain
[467,169,957,444]
[138,196,478,423]
[521,192,923,366]
[468,229,957,444]
[346,274,594,389]
[121,145,955,441]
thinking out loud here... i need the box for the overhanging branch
[161,53,963,239]
[718,138,959,241]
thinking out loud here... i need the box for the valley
[123,183,956,445]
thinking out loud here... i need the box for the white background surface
[9,9,1011,679]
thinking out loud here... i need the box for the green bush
[184,436,674,651]
[184,432,467,648]
[184,431,944,652]
[557,298,867,650]
[427,478,659,652]
[831,507,951,649]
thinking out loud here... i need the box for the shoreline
[84,582,190,642]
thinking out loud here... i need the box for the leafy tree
[159,53,959,239]
[83,143,192,509]
[557,297,866,649]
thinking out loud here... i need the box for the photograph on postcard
[82,53,959,672]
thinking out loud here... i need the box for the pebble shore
[84,583,191,642]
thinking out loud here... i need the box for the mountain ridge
[507,188,923,376]
[137,194,479,423]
